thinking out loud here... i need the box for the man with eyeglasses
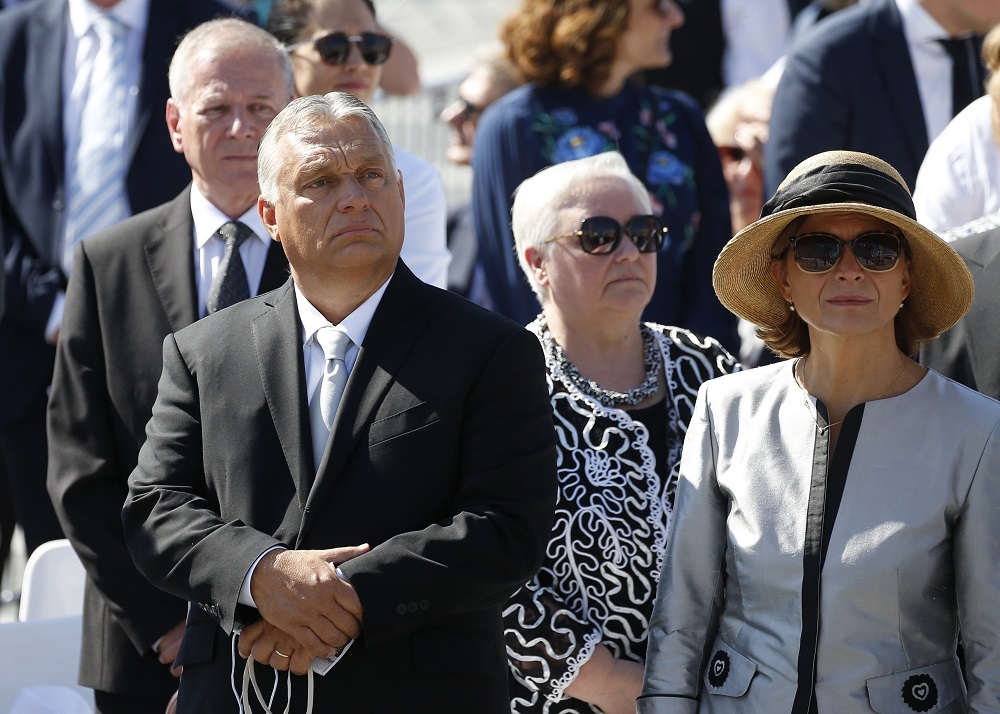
[438,44,520,302]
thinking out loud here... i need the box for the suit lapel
[870,0,928,176]
[252,281,315,511]
[144,187,199,332]
[299,266,431,540]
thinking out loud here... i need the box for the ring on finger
[273,649,291,658]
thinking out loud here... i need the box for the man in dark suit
[921,218,1000,400]
[0,0,235,566]
[766,0,1000,195]
[46,18,293,714]
[122,92,558,713]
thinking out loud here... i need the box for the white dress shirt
[236,276,392,609]
[721,0,791,89]
[47,0,149,341]
[913,95,1000,234]
[895,0,969,144]
[190,184,274,316]
[394,147,450,289]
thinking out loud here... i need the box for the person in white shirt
[914,24,1000,234]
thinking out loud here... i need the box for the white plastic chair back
[0,615,94,713]
[18,539,87,622]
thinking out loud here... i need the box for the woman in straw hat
[638,150,1000,713]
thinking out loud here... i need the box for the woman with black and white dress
[504,151,739,714]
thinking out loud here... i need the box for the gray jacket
[639,362,1000,713]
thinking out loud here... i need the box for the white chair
[18,539,86,622]
[0,615,94,713]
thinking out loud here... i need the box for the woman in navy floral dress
[472,0,737,352]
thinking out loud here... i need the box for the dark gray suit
[921,226,1000,400]
[123,264,558,713]
[46,187,288,707]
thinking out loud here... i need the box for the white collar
[68,0,149,38]
[295,275,393,350]
[189,182,271,250]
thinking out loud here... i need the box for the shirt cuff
[238,545,286,608]
[46,291,65,344]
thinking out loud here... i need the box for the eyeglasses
[454,97,483,124]
[286,32,394,66]
[718,146,748,163]
[546,215,668,255]
[784,231,907,273]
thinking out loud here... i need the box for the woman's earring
[899,302,904,309]
[789,302,795,312]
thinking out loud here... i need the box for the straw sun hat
[712,150,974,339]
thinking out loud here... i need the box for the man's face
[438,67,510,166]
[166,47,290,215]
[260,116,405,292]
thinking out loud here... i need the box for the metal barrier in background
[370,77,473,211]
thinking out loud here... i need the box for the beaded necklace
[537,318,662,408]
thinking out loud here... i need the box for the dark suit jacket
[46,187,288,698]
[766,0,930,195]
[920,227,1000,401]
[0,0,232,425]
[123,266,558,712]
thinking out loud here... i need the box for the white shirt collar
[895,0,959,42]
[295,276,393,351]
[68,0,149,38]
[189,182,271,250]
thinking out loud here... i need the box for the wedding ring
[273,649,291,658]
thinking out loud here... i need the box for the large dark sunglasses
[287,32,394,66]
[546,215,668,255]
[785,231,907,273]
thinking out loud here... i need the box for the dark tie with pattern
[938,35,986,118]
[206,221,252,314]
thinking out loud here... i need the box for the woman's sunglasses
[546,215,668,255]
[784,231,907,273]
[287,32,394,66]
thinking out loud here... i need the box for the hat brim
[713,202,974,339]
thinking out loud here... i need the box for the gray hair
[511,151,652,302]
[169,18,295,106]
[258,92,396,203]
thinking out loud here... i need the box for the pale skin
[237,115,406,673]
[596,0,684,98]
[522,179,658,710]
[770,212,927,452]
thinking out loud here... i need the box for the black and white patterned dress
[505,321,740,713]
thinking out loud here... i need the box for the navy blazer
[766,0,928,195]
[0,0,232,424]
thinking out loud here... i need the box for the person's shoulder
[650,323,737,361]
[785,0,880,61]
[924,368,1000,422]
[947,217,1000,268]
[704,359,788,395]
[0,0,57,44]
[81,193,188,259]
[641,83,701,113]
[423,283,529,339]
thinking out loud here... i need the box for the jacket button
[419,599,430,610]
[396,604,407,615]
[407,601,418,613]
